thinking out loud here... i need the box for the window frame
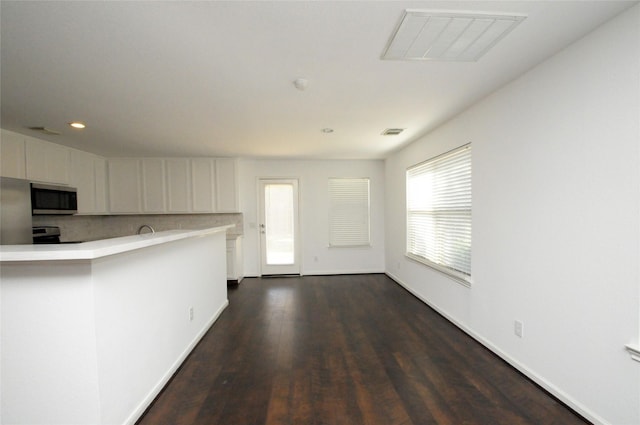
[406,144,472,286]
[328,177,371,248]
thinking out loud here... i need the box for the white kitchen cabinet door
[0,129,26,179]
[226,236,244,282]
[68,150,108,215]
[25,136,70,184]
[94,158,108,214]
[166,159,191,213]
[70,150,97,214]
[141,159,166,213]
[191,158,216,212]
[215,158,238,212]
[108,159,142,213]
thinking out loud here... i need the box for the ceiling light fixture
[69,122,86,129]
[382,10,526,62]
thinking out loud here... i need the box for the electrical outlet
[514,320,523,338]
[189,307,194,321]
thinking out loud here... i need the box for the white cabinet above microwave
[25,137,70,185]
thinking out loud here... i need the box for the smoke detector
[382,10,526,62]
[293,78,309,91]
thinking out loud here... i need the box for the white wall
[384,5,640,425]
[1,262,102,424]
[0,231,228,424]
[92,232,228,424]
[238,159,385,276]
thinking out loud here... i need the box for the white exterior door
[259,179,300,275]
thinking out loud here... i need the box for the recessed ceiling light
[69,122,86,129]
[321,128,334,133]
[382,10,526,62]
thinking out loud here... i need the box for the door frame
[258,178,301,276]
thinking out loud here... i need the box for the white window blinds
[328,178,370,247]
[406,144,472,281]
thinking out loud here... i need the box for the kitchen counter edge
[0,225,234,262]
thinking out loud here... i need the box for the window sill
[405,253,472,288]
[625,344,640,362]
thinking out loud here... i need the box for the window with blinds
[328,178,370,247]
[406,144,472,284]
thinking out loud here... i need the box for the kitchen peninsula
[0,226,231,425]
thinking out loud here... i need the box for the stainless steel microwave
[31,183,78,215]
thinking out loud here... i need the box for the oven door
[33,235,61,244]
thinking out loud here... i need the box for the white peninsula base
[1,226,231,425]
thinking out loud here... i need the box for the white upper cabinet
[109,157,237,214]
[108,159,142,214]
[141,159,166,213]
[215,158,238,212]
[94,158,108,214]
[0,129,26,179]
[71,150,94,212]
[191,158,216,212]
[70,150,108,215]
[25,136,70,184]
[166,159,191,213]
[1,130,240,215]
[192,158,239,213]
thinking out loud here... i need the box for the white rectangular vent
[382,128,404,136]
[382,10,526,62]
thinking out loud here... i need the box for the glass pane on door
[264,183,294,265]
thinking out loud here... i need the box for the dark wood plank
[136,274,590,425]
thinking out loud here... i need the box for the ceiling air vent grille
[28,126,61,135]
[382,10,526,62]
[382,128,404,136]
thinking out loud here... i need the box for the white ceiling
[1,1,636,159]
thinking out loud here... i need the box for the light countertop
[0,225,233,262]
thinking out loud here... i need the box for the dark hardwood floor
[136,274,589,425]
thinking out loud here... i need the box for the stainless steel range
[32,226,61,244]
[32,226,84,244]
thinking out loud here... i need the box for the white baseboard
[243,271,385,278]
[301,269,386,276]
[124,299,230,425]
[385,272,608,425]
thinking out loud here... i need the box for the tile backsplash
[32,213,243,242]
